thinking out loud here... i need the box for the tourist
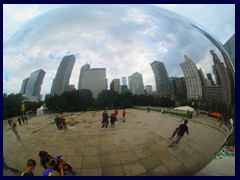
[122,109,126,122]
[169,119,189,147]
[110,113,117,128]
[169,127,179,140]
[24,114,28,124]
[102,110,109,128]
[114,109,118,120]
[60,115,67,130]
[12,123,21,140]
[42,162,53,176]
[21,159,36,176]
[8,119,13,127]
[147,105,151,113]
[39,151,75,175]
[54,115,61,130]
[18,117,22,126]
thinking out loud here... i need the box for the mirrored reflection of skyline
[3,5,235,102]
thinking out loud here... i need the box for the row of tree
[3,93,43,119]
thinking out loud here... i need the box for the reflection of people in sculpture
[21,159,36,176]
[169,119,189,147]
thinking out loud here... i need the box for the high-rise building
[20,78,29,94]
[78,63,91,90]
[206,73,214,86]
[224,33,235,67]
[122,77,127,86]
[173,77,187,100]
[110,79,121,93]
[50,55,76,96]
[25,69,46,101]
[180,55,203,100]
[128,72,145,95]
[150,60,175,96]
[211,50,231,105]
[198,68,207,87]
[81,68,106,98]
[144,85,153,95]
[203,86,223,103]
[121,85,128,94]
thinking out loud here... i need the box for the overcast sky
[3,4,235,98]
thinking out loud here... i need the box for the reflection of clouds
[3,4,225,96]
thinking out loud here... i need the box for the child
[12,123,20,140]
[43,162,53,176]
[169,127,179,140]
[110,113,117,128]
[22,159,36,176]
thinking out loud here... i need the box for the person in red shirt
[122,109,126,122]
[114,109,118,120]
[60,115,67,130]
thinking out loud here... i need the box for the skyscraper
[81,68,106,98]
[50,55,76,96]
[20,78,29,94]
[144,85,153,95]
[180,55,203,100]
[78,63,91,90]
[128,72,144,95]
[110,79,121,94]
[224,33,235,67]
[211,50,231,105]
[173,77,187,100]
[198,68,207,87]
[122,77,127,86]
[206,73,214,86]
[150,61,175,96]
[25,69,46,100]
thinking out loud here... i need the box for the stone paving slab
[3,109,232,176]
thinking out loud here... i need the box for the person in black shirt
[102,111,109,128]
[169,119,189,147]
[21,159,36,176]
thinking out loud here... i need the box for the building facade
[81,68,106,98]
[50,55,76,96]
[128,72,145,95]
[25,69,46,101]
[180,55,203,100]
[78,63,91,90]
[223,33,235,67]
[150,60,174,96]
[203,86,223,103]
[122,77,127,86]
[20,78,29,94]
[144,85,153,95]
[173,77,187,100]
[110,79,121,94]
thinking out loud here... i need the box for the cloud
[3,4,234,97]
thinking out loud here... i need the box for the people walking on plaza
[39,151,75,175]
[110,113,117,128]
[102,110,109,128]
[114,109,118,120]
[147,105,151,113]
[169,119,189,147]
[55,115,62,130]
[18,117,22,126]
[122,109,126,122]
[24,114,28,124]
[12,123,21,140]
[21,159,36,176]
[8,119,13,127]
[169,127,179,140]
[21,115,25,125]
[60,115,67,130]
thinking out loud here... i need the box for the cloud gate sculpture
[3,5,235,176]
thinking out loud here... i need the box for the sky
[3,4,235,98]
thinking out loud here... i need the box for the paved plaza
[3,109,231,176]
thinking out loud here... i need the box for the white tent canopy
[174,106,195,111]
[37,106,48,116]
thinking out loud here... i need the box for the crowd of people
[101,109,126,128]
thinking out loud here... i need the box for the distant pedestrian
[102,110,109,128]
[8,119,13,127]
[60,116,67,130]
[21,115,25,125]
[18,117,22,126]
[24,115,28,124]
[114,109,118,120]
[55,115,61,130]
[147,105,151,112]
[169,127,179,140]
[122,109,126,122]
[110,113,117,128]
[21,159,36,176]
[169,119,189,147]
[12,123,21,140]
